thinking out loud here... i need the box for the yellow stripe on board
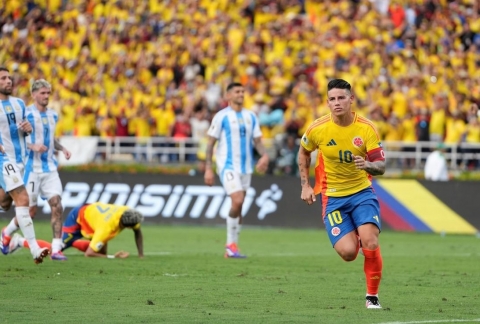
[377,180,477,234]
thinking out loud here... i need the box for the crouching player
[9,202,144,259]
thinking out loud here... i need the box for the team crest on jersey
[331,227,341,236]
[42,117,48,124]
[352,137,364,147]
[5,106,12,113]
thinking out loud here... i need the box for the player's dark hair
[327,79,351,92]
[121,209,144,227]
[226,82,243,92]
[0,67,9,73]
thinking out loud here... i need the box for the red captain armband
[367,147,385,162]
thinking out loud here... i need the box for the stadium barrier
[1,172,476,234]
[58,136,480,171]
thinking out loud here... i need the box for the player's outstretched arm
[253,137,269,173]
[204,136,217,186]
[134,228,144,258]
[298,146,316,205]
[84,245,129,259]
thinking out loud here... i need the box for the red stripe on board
[378,199,415,231]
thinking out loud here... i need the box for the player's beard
[0,87,12,96]
[234,97,244,106]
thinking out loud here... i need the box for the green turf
[0,222,479,324]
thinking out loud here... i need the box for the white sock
[51,238,63,254]
[15,207,40,253]
[236,219,242,244]
[5,217,19,236]
[226,216,240,245]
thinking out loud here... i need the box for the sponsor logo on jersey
[326,139,337,146]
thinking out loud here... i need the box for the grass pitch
[0,222,479,324]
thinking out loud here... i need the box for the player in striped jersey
[0,67,50,264]
[22,79,70,260]
[204,82,269,258]
[298,79,386,309]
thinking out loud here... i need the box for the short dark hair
[327,79,351,92]
[0,67,9,73]
[226,82,243,92]
[121,209,144,227]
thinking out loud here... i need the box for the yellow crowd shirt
[301,113,385,197]
[78,203,140,252]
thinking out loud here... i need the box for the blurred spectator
[416,108,430,142]
[171,112,193,162]
[275,134,299,175]
[461,113,480,169]
[151,102,175,162]
[191,107,211,172]
[130,105,155,162]
[429,94,448,143]
[424,142,449,181]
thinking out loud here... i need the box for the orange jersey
[77,203,140,252]
[301,113,385,197]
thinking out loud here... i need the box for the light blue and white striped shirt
[0,96,28,165]
[207,106,262,177]
[25,105,59,173]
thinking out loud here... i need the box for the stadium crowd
[1,0,479,170]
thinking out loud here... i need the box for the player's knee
[29,207,36,218]
[231,197,244,209]
[49,196,62,210]
[13,190,29,207]
[338,250,358,262]
[361,239,379,250]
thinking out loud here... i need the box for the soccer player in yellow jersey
[298,79,386,309]
[10,202,144,259]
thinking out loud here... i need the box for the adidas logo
[326,139,337,146]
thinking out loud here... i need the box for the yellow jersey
[77,203,140,252]
[301,113,385,197]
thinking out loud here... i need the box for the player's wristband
[107,255,115,259]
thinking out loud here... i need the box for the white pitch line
[377,319,480,324]
[144,252,172,256]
